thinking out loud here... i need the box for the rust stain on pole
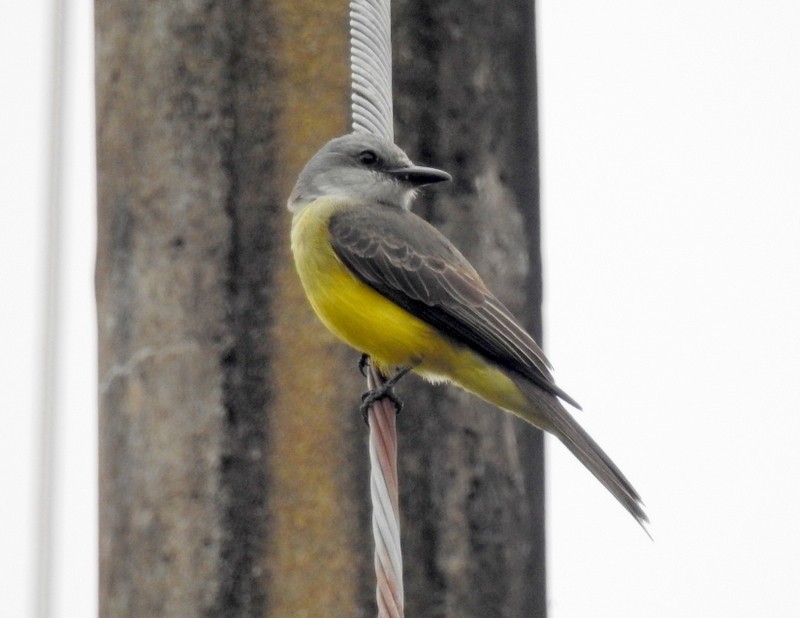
[97,0,370,615]
[265,1,365,616]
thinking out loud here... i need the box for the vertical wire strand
[349,1,403,613]
[35,0,67,615]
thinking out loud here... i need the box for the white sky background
[539,2,800,617]
[1,1,798,616]
[1,0,98,616]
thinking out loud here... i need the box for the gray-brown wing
[328,204,580,408]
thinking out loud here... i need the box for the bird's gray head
[287,132,451,213]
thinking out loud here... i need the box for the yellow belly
[291,198,436,366]
[290,197,528,414]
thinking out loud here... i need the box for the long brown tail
[513,378,649,532]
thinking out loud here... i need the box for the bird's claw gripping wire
[359,364,413,424]
[358,353,370,377]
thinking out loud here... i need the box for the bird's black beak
[386,165,452,187]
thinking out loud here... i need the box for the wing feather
[329,204,580,408]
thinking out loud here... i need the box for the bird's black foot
[359,365,413,424]
[358,353,370,377]
[360,385,404,423]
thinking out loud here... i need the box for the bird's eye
[358,150,379,166]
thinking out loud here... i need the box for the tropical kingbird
[288,133,647,528]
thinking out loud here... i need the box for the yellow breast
[290,197,440,369]
[290,197,528,414]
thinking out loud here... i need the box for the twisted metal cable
[350,0,394,142]
[349,1,403,613]
[350,0,403,618]
[366,365,403,618]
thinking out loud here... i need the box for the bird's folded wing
[329,204,580,409]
